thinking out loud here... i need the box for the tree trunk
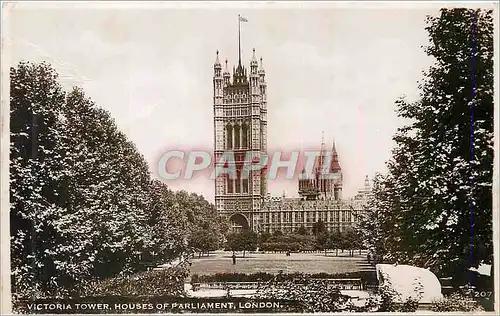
[336,249,338,256]
[243,250,246,257]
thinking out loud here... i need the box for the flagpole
[238,14,241,66]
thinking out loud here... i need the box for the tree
[9,62,219,298]
[189,228,219,257]
[312,220,327,236]
[297,224,308,235]
[327,231,341,256]
[341,227,361,257]
[357,173,397,264]
[226,230,258,257]
[371,9,494,278]
[147,180,190,264]
[173,190,226,254]
[273,229,283,237]
[61,88,154,279]
[315,232,329,256]
[258,231,271,246]
[10,62,67,297]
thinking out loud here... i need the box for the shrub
[78,267,188,297]
[253,272,353,312]
[399,297,420,312]
[431,293,484,312]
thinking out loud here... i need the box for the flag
[239,15,248,22]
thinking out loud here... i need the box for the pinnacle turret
[214,50,221,67]
[214,50,222,78]
[329,139,341,173]
[251,48,258,66]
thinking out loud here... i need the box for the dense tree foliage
[297,224,307,235]
[257,228,363,255]
[10,62,224,298]
[189,227,220,258]
[359,8,494,279]
[225,230,258,257]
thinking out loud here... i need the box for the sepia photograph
[1,1,498,314]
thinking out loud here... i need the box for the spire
[329,138,341,173]
[365,175,370,189]
[320,131,325,155]
[224,59,229,73]
[318,131,325,171]
[214,50,221,66]
[250,48,258,74]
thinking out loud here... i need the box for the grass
[189,251,373,276]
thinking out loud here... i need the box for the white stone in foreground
[376,264,443,303]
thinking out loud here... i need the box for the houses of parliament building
[213,48,371,234]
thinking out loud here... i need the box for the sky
[6,2,490,202]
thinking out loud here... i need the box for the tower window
[234,124,240,149]
[226,125,233,149]
[242,124,248,148]
[235,178,241,193]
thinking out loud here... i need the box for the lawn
[189,251,373,276]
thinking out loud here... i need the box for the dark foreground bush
[253,272,354,312]
[78,267,188,297]
[431,293,485,312]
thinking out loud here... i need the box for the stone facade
[213,49,267,230]
[257,178,372,234]
[212,48,370,233]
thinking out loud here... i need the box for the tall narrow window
[242,124,248,148]
[234,124,240,149]
[227,177,233,193]
[235,179,241,193]
[226,125,233,150]
[243,179,249,193]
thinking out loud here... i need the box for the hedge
[77,267,188,297]
[191,271,377,285]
